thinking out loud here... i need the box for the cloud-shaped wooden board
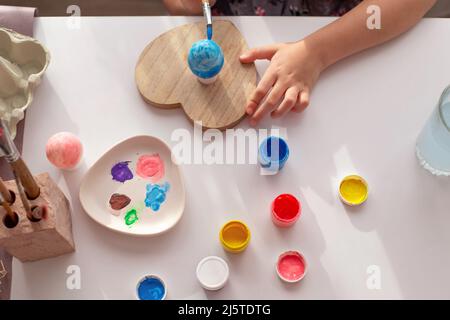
[135,20,257,130]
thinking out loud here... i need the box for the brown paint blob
[109,193,131,210]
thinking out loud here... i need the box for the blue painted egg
[188,39,224,80]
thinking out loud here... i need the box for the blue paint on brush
[207,24,212,40]
[137,276,166,300]
[188,39,224,80]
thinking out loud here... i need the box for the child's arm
[240,0,437,126]
[163,0,215,15]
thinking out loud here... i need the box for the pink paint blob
[46,132,83,170]
[276,251,307,283]
[136,154,165,182]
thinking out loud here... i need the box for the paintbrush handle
[1,201,16,221]
[0,186,16,223]
[10,158,40,200]
[0,177,12,203]
[202,0,212,21]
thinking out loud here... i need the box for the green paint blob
[124,209,139,226]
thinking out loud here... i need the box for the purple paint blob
[111,161,133,183]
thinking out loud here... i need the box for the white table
[11,16,450,299]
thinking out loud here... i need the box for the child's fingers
[239,44,280,63]
[246,71,277,115]
[250,82,285,126]
[271,87,300,118]
[299,89,310,109]
[292,89,310,113]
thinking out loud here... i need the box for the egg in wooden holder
[135,20,257,130]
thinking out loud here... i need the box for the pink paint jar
[276,250,307,283]
[271,194,301,227]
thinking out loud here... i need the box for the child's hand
[240,41,324,126]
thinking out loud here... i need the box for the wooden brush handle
[10,158,40,200]
[0,178,12,203]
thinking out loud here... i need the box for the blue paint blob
[145,182,170,211]
[188,39,224,80]
[137,276,166,300]
[259,136,290,171]
[111,161,133,183]
[207,25,213,40]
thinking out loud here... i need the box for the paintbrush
[0,177,12,204]
[0,187,16,226]
[0,120,40,200]
[12,169,42,221]
[202,0,213,40]
[0,176,16,225]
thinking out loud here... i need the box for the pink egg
[46,132,83,170]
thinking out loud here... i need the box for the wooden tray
[135,20,257,130]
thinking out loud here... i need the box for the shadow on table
[343,142,450,299]
[197,159,336,299]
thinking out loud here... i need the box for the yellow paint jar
[219,220,251,253]
[339,175,369,206]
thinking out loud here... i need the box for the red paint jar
[271,194,301,227]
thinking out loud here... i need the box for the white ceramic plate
[79,135,185,236]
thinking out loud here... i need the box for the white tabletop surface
[11,16,450,300]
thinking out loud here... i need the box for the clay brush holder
[0,172,74,262]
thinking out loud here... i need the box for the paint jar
[136,275,167,300]
[276,251,307,283]
[271,194,301,227]
[339,175,369,206]
[196,256,229,291]
[416,85,450,176]
[258,136,290,172]
[219,220,251,253]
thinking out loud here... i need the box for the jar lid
[196,256,229,291]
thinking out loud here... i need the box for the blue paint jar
[136,275,166,300]
[188,39,224,84]
[258,136,290,171]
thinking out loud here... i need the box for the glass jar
[416,85,450,176]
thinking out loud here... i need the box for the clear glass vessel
[416,85,450,176]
